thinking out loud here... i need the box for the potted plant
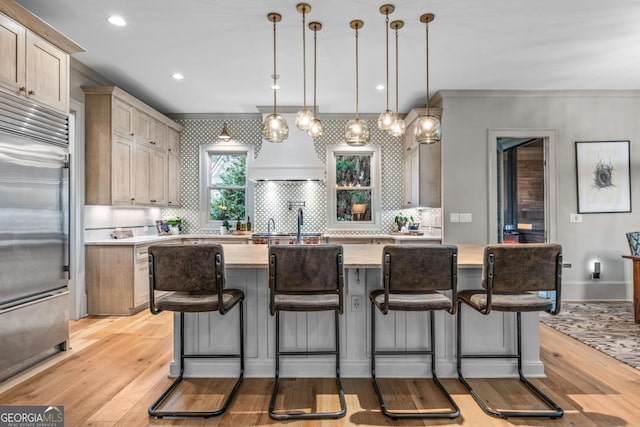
[165,216,183,234]
[394,213,414,232]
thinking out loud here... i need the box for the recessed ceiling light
[376,84,385,91]
[171,73,184,80]
[107,15,127,27]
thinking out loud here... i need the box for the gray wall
[438,90,640,300]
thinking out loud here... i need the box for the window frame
[326,144,381,231]
[199,144,254,230]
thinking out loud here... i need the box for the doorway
[488,129,557,244]
[498,138,545,243]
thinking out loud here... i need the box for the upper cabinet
[0,6,82,114]
[402,108,442,208]
[83,86,182,206]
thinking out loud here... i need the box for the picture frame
[575,140,631,213]
[156,220,172,235]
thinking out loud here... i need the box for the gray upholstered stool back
[149,244,225,292]
[269,245,343,293]
[383,245,458,292]
[482,243,562,292]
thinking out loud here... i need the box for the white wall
[438,90,640,301]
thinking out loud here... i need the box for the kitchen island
[168,243,546,380]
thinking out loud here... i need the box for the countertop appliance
[0,94,70,381]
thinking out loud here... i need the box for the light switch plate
[450,213,460,223]
[570,213,583,223]
[459,213,473,223]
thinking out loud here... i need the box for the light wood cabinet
[86,244,150,315]
[167,127,181,207]
[402,108,442,208]
[0,14,69,113]
[83,86,182,206]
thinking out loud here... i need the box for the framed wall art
[575,140,631,213]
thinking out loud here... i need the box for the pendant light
[262,12,289,143]
[414,13,441,144]
[295,3,314,131]
[345,20,370,146]
[377,4,395,131]
[388,20,406,137]
[218,122,232,141]
[307,21,323,138]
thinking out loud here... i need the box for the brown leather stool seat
[456,243,563,419]
[147,244,244,419]
[268,244,346,421]
[369,245,460,420]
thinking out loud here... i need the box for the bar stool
[370,245,460,419]
[268,244,346,420]
[457,243,563,419]
[147,244,244,418]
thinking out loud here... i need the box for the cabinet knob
[150,199,157,203]
[150,141,156,145]
[168,201,172,204]
[19,86,26,92]
[130,133,135,137]
[28,90,35,95]
[168,148,172,152]
[131,198,135,201]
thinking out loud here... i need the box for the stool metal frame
[268,245,347,421]
[371,245,460,419]
[456,243,564,419]
[148,245,244,419]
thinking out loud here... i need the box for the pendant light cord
[302,9,307,110]
[385,13,390,111]
[395,25,399,114]
[425,20,429,111]
[355,26,360,120]
[273,18,277,114]
[313,27,318,117]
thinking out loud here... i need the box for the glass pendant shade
[414,114,441,144]
[389,114,406,137]
[262,113,289,143]
[307,118,323,138]
[377,110,395,131]
[345,118,370,146]
[295,109,314,131]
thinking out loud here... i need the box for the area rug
[539,302,640,370]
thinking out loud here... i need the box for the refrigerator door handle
[63,153,71,280]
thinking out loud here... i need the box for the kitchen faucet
[297,208,303,244]
[267,218,276,246]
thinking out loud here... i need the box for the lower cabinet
[86,244,150,315]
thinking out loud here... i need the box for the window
[327,145,381,230]
[200,144,253,229]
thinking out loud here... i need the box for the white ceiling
[15,0,640,115]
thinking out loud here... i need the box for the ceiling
[15,0,640,115]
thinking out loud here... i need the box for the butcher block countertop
[221,243,484,269]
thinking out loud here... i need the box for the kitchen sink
[250,232,325,245]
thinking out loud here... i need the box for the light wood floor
[1,309,639,426]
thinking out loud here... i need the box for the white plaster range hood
[248,110,325,181]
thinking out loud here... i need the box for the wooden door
[111,135,135,205]
[25,31,68,112]
[167,154,181,207]
[113,98,135,137]
[151,120,166,149]
[0,15,25,94]
[134,110,152,145]
[167,127,180,155]
[134,144,151,205]
[149,148,167,205]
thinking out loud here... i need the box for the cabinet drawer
[135,244,149,262]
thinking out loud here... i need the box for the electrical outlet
[570,213,583,223]
[351,295,362,312]
[450,213,460,223]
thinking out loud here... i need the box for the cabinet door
[411,149,420,207]
[134,110,153,144]
[151,120,166,150]
[167,127,180,155]
[134,144,151,205]
[25,31,68,113]
[113,98,135,137]
[112,135,135,205]
[149,149,167,206]
[167,154,181,207]
[134,245,149,308]
[403,154,413,208]
[0,15,26,94]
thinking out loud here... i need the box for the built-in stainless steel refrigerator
[0,94,70,381]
